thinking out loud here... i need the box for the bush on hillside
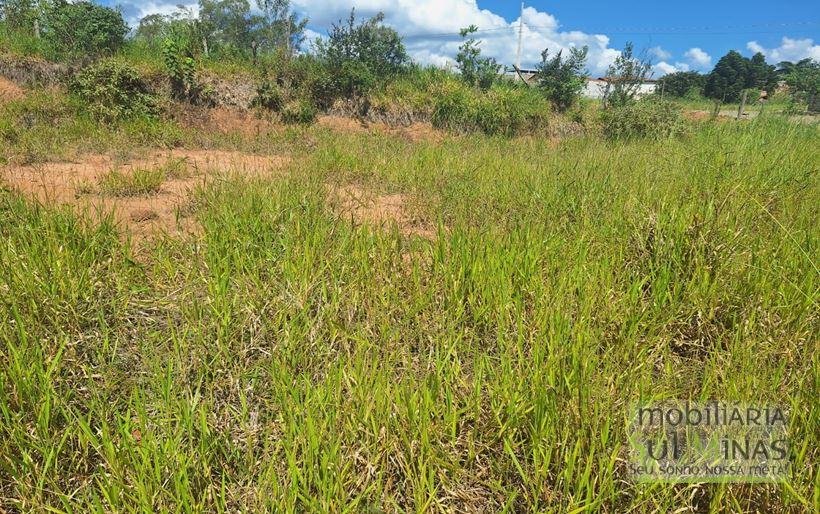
[535,46,588,112]
[314,9,409,102]
[368,67,452,121]
[280,98,317,124]
[252,58,319,124]
[71,60,157,122]
[44,1,128,59]
[456,25,501,91]
[432,81,550,136]
[600,98,685,140]
[253,77,285,110]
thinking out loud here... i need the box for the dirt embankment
[0,53,69,88]
[0,76,25,103]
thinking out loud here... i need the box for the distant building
[582,77,658,99]
[506,69,658,99]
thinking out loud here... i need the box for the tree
[0,0,38,33]
[784,59,820,111]
[315,9,408,99]
[776,60,797,77]
[198,0,256,57]
[746,52,777,91]
[535,46,588,111]
[601,42,652,108]
[455,25,501,90]
[256,0,307,56]
[703,50,749,102]
[44,1,128,58]
[656,71,705,98]
[136,7,206,56]
[135,13,171,43]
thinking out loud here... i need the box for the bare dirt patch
[684,110,711,121]
[328,184,436,239]
[0,76,25,103]
[1,149,288,242]
[684,110,735,123]
[177,106,278,137]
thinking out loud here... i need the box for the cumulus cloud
[301,28,326,53]
[130,1,820,78]
[649,46,672,61]
[654,61,690,75]
[114,0,622,73]
[746,37,820,63]
[684,47,712,69]
[291,2,623,74]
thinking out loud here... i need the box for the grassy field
[0,108,818,512]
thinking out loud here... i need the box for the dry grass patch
[328,183,436,239]
[0,76,25,103]
[317,115,445,143]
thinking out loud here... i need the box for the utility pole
[515,2,524,80]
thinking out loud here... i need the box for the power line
[398,20,820,40]
[528,20,820,34]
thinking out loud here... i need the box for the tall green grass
[0,116,817,512]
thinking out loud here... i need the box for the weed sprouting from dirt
[99,167,165,196]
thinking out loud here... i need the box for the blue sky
[110,0,820,75]
[488,1,820,67]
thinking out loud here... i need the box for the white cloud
[302,29,326,53]
[654,61,690,76]
[291,1,621,75]
[649,46,672,61]
[684,47,712,69]
[746,37,820,63]
[135,1,820,78]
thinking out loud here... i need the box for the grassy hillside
[0,109,817,511]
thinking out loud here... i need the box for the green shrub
[0,24,46,56]
[44,1,128,59]
[432,81,550,136]
[656,71,706,98]
[455,25,501,90]
[368,67,451,120]
[281,98,317,124]
[314,10,409,101]
[253,77,285,110]
[534,46,588,112]
[162,37,198,101]
[71,60,157,122]
[600,99,685,140]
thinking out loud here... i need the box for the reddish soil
[1,149,289,243]
[328,184,435,239]
[178,106,278,137]
[0,77,25,103]
[685,110,711,121]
